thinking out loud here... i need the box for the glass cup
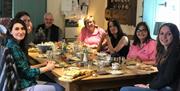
[98,60,106,71]
[46,50,53,60]
[111,62,120,70]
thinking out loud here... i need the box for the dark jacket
[35,24,62,44]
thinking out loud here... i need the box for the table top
[29,52,158,83]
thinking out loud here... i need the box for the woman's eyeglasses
[137,29,147,32]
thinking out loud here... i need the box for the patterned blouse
[6,39,40,90]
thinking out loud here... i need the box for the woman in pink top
[127,22,156,65]
[78,16,105,48]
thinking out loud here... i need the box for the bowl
[37,44,52,53]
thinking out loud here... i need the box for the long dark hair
[156,23,180,63]
[107,19,125,40]
[133,22,152,46]
[15,11,30,19]
[7,19,28,52]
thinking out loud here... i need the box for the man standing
[35,12,62,43]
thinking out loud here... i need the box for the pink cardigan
[127,39,156,62]
[78,27,105,47]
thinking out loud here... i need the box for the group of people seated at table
[1,11,64,91]
[0,11,179,91]
[78,16,156,65]
[77,16,180,91]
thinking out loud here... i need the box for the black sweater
[149,49,180,91]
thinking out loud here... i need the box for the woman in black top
[120,23,180,91]
[98,19,130,58]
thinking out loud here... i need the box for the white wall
[47,0,65,35]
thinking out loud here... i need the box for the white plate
[126,65,137,69]
[109,70,124,75]
[68,67,80,70]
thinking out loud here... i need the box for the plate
[109,70,124,75]
[96,71,110,75]
[70,57,80,61]
[37,54,47,58]
[126,65,137,69]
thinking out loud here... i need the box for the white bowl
[37,45,52,53]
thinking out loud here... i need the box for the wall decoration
[105,0,137,26]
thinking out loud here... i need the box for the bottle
[82,47,88,65]
[61,39,67,54]
[38,27,46,42]
[83,52,88,62]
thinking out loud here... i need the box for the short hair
[83,16,95,26]
[44,12,53,19]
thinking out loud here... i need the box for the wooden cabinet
[65,27,79,39]
[105,0,137,26]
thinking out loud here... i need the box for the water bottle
[61,39,67,54]
[38,27,46,42]
[82,47,88,66]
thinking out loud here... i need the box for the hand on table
[134,84,149,88]
[45,61,55,71]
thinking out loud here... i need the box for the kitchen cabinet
[65,27,79,39]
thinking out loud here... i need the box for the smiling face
[158,26,173,48]
[136,25,148,42]
[85,19,95,33]
[10,23,26,42]
[20,15,32,33]
[44,14,54,28]
[109,21,118,35]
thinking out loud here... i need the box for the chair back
[0,46,19,91]
[0,24,7,46]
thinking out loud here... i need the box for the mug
[112,62,120,70]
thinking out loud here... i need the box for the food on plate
[56,62,69,68]
[137,65,154,71]
[64,69,81,78]
[126,60,137,66]
[28,48,39,52]
[109,70,124,75]
[70,57,80,61]
[61,68,93,80]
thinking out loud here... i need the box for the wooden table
[29,52,157,91]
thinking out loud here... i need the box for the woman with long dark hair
[127,22,156,65]
[6,19,64,91]
[98,19,130,57]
